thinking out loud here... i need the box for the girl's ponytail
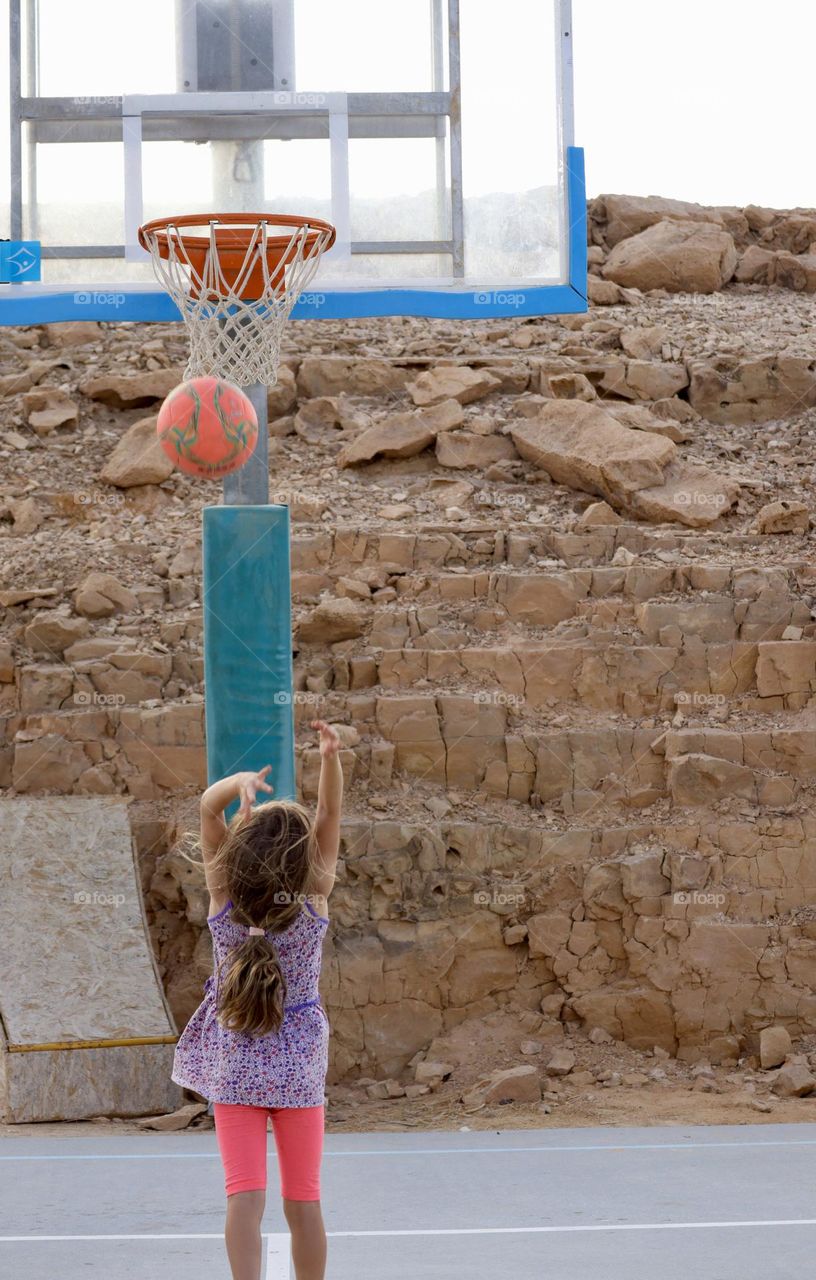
[206,798,318,1037]
[217,933,287,1037]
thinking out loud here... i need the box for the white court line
[265,1232,290,1279]
[3,1136,816,1162]
[3,1220,816,1242]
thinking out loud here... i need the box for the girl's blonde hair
[207,800,317,1038]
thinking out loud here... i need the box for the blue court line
[2,1137,816,1162]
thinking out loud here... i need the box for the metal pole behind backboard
[176,0,277,506]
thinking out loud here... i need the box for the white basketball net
[140,219,334,388]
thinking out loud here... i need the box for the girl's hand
[311,720,341,758]
[236,766,274,821]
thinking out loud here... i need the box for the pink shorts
[213,1103,324,1201]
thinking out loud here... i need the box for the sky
[572,0,816,209]
[1,0,814,239]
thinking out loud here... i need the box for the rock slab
[509,400,738,527]
[603,219,738,293]
[0,797,179,1122]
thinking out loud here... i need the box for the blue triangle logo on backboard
[0,241,42,282]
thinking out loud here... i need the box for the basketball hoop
[138,213,336,388]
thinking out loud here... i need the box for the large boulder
[462,1065,541,1107]
[756,642,816,697]
[769,213,816,253]
[138,1102,208,1132]
[772,1062,816,1097]
[293,397,343,443]
[42,320,100,348]
[296,357,408,399]
[19,664,74,713]
[668,753,758,805]
[117,705,206,791]
[22,388,79,434]
[688,355,816,424]
[598,359,689,401]
[0,360,64,397]
[407,366,501,407]
[545,1048,576,1077]
[628,458,739,527]
[620,850,670,902]
[735,245,778,285]
[755,500,810,534]
[527,913,572,959]
[619,324,671,360]
[760,1025,792,1069]
[266,365,297,417]
[512,400,674,493]
[435,430,518,469]
[604,402,692,444]
[7,497,44,534]
[591,194,730,248]
[74,573,140,619]
[100,414,175,488]
[509,400,737,528]
[298,597,369,643]
[80,369,181,408]
[338,400,463,466]
[587,277,630,306]
[25,612,89,656]
[12,736,90,792]
[603,219,738,293]
[571,985,677,1053]
[774,252,816,292]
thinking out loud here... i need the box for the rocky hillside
[1,193,816,1124]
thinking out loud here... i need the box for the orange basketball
[156,376,258,479]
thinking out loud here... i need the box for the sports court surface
[2,1122,814,1278]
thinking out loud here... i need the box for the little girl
[173,719,343,1280]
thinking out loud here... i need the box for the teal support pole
[202,504,295,810]
[222,382,269,506]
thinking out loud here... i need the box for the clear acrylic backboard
[1,0,586,323]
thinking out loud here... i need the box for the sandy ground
[2,1083,815,1143]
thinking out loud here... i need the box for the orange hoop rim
[137,212,337,258]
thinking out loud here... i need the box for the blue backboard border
[0,146,586,326]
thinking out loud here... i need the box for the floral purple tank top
[172,899,329,1108]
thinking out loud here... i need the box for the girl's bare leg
[283,1198,327,1280]
[225,1189,265,1280]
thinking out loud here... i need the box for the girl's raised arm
[200,769,274,905]
[310,721,343,898]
